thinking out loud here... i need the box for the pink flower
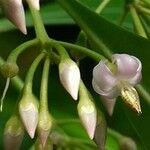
[92,54,142,115]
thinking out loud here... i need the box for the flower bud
[4,115,24,150]
[19,94,39,138]
[0,62,19,78]
[59,59,80,100]
[77,89,97,139]
[94,111,107,150]
[26,0,40,10]
[38,110,52,147]
[34,138,53,150]
[0,0,27,34]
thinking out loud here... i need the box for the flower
[92,54,142,115]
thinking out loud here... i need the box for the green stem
[141,0,150,8]
[52,42,70,60]
[117,7,129,25]
[0,57,24,91]
[136,84,150,105]
[129,5,147,38]
[7,39,39,63]
[23,52,46,95]
[40,55,50,109]
[135,4,150,15]
[26,0,49,43]
[51,40,106,62]
[95,0,111,14]
[0,78,10,111]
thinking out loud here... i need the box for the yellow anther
[121,85,142,114]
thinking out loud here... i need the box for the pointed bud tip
[21,27,27,35]
[78,104,97,139]
[39,128,50,147]
[59,59,80,100]
[19,104,38,138]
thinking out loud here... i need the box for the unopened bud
[94,111,107,150]
[0,62,19,78]
[4,115,24,150]
[0,0,27,34]
[59,59,80,100]
[38,110,52,147]
[19,94,39,138]
[26,0,40,10]
[78,93,97,139]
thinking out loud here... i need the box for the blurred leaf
[0,0,128,32]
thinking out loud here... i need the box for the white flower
[92,54,142,115]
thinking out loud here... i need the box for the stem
[51,40,106,62]
[95,0,111,14]
[0,78,10,111]
[136,5,150,15]
[0,57,24,91]
[117,7,129,25]
[26,0,49,43]
[7,39,39,63]
[52,42,70,60]
[141,0,150,8]
[129,5,147,38]
[23,52,46,95]
[136,84,150,105]
[40,56,50,109]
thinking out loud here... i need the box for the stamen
[0,78,10,112]
[121,85,142,114]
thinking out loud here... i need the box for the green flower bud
[38,109,52,147]
[78,82,97,139]
[4,115,24,150]
[19,93,39,138]
[0,62,19,78]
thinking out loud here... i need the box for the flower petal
[113,54,141,80]
[92,79,118,99]
[92,60,117,92]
